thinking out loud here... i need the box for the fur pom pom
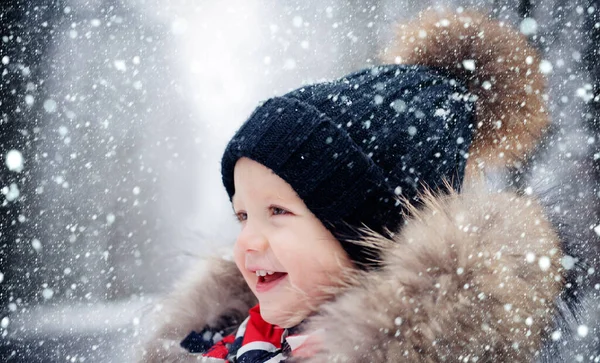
[382,9,549,169]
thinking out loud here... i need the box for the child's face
[232,157,353,328]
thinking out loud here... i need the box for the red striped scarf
[181,305,314,362]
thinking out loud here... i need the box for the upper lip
[246,266,286,274]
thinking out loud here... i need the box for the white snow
[42,288,54,300]
[0,272,3,283]
[539,60,553,74]
[438,19,450,27]
[5,150,24,172]
[551,330,562,341]
[456,267,464,275]
[1,56,9,65]
[31,239,42,252]
[24,94,34,106]
[1,316,9,329]
[519,18,538,35]
[106,213,116,225]
[374,95,384,105]
[538,256,551,271]
[593,224,600,236]
[58,126,69,136]
[132,186,141,195]
[434,108,450,117]
[4,183,20,202]
[114,60,127,72]
[394,317,402,326]
[576,87,594,102]
[407,126,417,136]
[526,252,536,263]
[391,99,407,113]
[43,99,57,113]
[577,325,589,337]
[561,255,576,270]
[462,59,476,71]
[525,317,533,326]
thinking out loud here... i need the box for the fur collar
[137,188,563,362]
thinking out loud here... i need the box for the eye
[270,206,290,216]
[234,211,247,222]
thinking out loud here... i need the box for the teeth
[255,270,274,277]
[267,271,274,275]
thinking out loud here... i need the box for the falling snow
[0,1,600,362]
[5,150,24,172]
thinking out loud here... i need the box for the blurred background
[1,0,599,361]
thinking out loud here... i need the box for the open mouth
[256,272,287,293]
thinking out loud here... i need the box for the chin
[261,306,305,328]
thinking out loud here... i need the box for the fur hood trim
[138,188,563,362]
[382,9,549,170]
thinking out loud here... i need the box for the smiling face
[232,157,353,328]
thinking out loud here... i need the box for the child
[139,9,564,362]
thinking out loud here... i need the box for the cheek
[233,240,255,286]
[233,239,244,269]
[281,243,347,296]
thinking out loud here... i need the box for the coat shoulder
[135,257,255,362]
[302,188,564,362]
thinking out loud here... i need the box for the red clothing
[197,305,311,362]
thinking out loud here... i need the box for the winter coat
[137,187,563,362]
[136,9,570,362]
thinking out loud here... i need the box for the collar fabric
[180,304,312,362]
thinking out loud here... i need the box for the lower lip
[256,273,287,293]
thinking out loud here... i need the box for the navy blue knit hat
[221,10,549,267]
[221,65,473,266]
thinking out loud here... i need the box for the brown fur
[300,188,563,362]
[137,189,563,362]
[137,258,257,362]
[382,9,549,171]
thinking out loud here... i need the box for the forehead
[232,157,300,204]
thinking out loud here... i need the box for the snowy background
[1,0,599,361]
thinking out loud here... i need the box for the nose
[236,220,269,253]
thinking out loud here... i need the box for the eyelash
[234,206,289,222]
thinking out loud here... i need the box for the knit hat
[221,10,549,267]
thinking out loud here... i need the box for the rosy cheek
[233,243,247,276]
